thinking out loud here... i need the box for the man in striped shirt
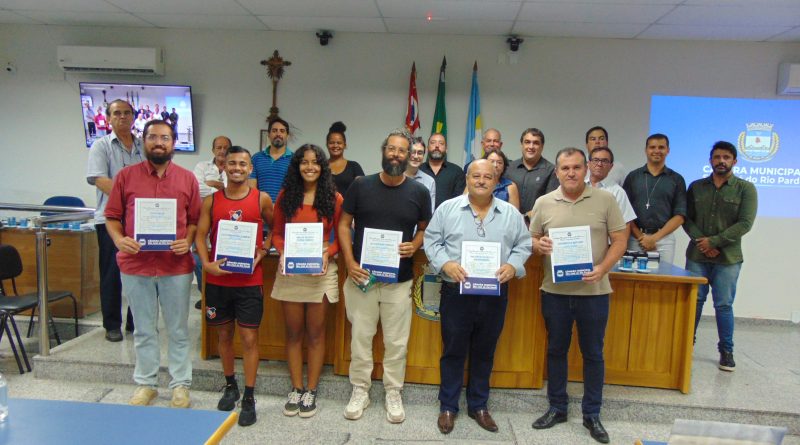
[248,117,292,202]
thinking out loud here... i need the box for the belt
[639,227,660,234]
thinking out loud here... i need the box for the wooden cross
[260,50,292,121]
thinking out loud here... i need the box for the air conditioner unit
[777,63,800,95]
[57,46,164,76]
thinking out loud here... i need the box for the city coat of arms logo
[738,123,779,163]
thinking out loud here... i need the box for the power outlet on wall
[791,310,800,324]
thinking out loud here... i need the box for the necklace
[644,175,663,210]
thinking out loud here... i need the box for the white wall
[1,24,799,320]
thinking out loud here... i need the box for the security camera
[316,30,333,46]
[506,36,523,52]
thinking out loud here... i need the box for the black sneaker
[105,329,123,342]
[238,397,257,426]
[298,389,318,418]
[217,384,240,411]
[283,387,304,416]
[719,351,736,371]
[194,300,202,310]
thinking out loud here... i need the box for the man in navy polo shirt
[248,117,292,203]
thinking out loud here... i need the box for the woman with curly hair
[326,121,364,194]
[270,143,343,418]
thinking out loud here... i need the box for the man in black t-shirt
[338,129,432,424]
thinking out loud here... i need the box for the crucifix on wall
[260,50,292,121]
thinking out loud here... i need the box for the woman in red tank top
[271,144,343,418]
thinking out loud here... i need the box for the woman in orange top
[271,144,343,418]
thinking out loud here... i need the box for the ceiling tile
[659,5,800,27]
[239,0,380,18]
[0,10,40,23]
[16,11,154,27]
[638,24,791,41]
[516,0,680,3]
[767,27,800,42]
[377,0,521,21]
[0,0,121,12]
[513,21,648,39]
[106,0,250,15]
[257,16,386,33]
[685,0,800,6]
[384,18,512,35]
[136,13,267,30]
[518,2,675,24]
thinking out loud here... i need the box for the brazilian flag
[431,56,447,139]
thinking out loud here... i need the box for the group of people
[86,98,756,442]
[83,100,179,140]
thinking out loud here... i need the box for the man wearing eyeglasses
[86,99,142,342]
[424,159,530,435]
[405,137,436,214]
[529,148,628,444]
[585,126,626,187]
[588,147,636,224]
[104,119,201,410]
[338,129,432,424]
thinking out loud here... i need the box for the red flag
[405,62,420,135]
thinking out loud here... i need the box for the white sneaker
[343,386,370,420]
[170,385,191,408]
[385,389,405,423]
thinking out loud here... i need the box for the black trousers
[96,224,134,331]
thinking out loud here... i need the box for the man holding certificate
[424,160,531,435]
[338,129,432,424]
[529,148,628,444]
[195,146,273,427]
[104,120,201,410]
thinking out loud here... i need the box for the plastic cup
[8,217,16,226]
[637,256,648,271]
[622,255,634,269]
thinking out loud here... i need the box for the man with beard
[338,129,432,424]
[86,99,140,342]
[425,159,531,435]
[506,128,559,220]
[249,117,292,202]
[622,133,687,265]
[420,133,466,209]
[405,137,436,213]
[104,119,201,409]
[683,141,757,372]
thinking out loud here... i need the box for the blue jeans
[686,260,742,353]
[541,291,609,417]
[438,282,508,413]
[121,273,193,388]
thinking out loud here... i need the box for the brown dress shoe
[437,410,456,434]
[468,409,498,432]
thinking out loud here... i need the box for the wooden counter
[201,253,704,393]
[0,227,100,318]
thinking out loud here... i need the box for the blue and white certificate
[360,228,402,283]
[284,222,324,275]
[134,198,176,251]
[214,220,258,274]
[550,225,593,283]
[460,241,501,296]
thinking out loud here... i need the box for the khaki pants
[344,279,413,391]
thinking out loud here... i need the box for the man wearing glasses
[86,99,141,342]
[588,147,636,224]
[338,129,432,424]
[424,159,531,435]
[529,148,627,444]
[105,119,201,409]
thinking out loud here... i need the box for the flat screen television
[79,82,196,152]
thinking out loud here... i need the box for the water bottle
[0,371,8,422]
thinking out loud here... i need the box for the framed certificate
[360,228,402,283]
[460,241,501,296]
[550,225,593,283]
[214,220,258,274]
[283,222,324,274]
[134,198,176,251]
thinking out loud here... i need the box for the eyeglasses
[145,134,172,143]
[385,145,409,156]
[590,158,612,165]
[473,214,486,238]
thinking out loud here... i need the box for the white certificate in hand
[460,241,501,296]
[284,223,324,275]
[550,225,593,283]
[360,228,402,283]
[214,220,258,274]
[134,198,176,251]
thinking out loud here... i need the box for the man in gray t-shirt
[86,99,142,342]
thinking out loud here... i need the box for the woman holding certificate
[271,144,343,418]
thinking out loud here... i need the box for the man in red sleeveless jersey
[195,146,274,426]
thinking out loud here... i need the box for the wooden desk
[200,253,704,393]
[0,227,100,318]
